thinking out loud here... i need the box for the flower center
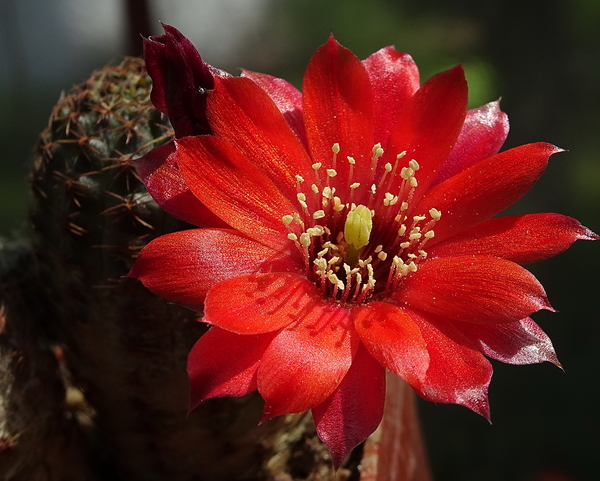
[282,143,441,304]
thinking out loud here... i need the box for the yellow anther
[408,159,420,171]
[299,233,311,247]
[344,205,373,250]
[408,261,418,273]
[410,177,418,188]
[295,175,304,182]
[358,256,373,268]
[311,184,319,194]
[306,226,324,236]
[378,251,388,261]
[398,225,407,236]
[424,230,435,239]
[312,162,322,170]
[333,197,344,212]
[413,215,426,222]
[372,143,384,158]
[314,258,327,273]
[429,208,442,220]
[328,273,344,288]
[367,264,376,288]
[297,193,306,202]
[397,151,407,160]
[317,248,329,257]
[409,232,422,240]
[332,143,340,154]
[328,256,341,265]
[282,215,293,225]
[401,202,409,211]
[400,167,414,180]
[287,233,298,241]
[313,210,326,220]
[326,169,337,177]
[347,156,356,165]
[350,182,360,189]
[400,241,411,249]
[322,186,333,198]
[384,162,393,172]
[374,245,383,253]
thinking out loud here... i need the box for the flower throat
[283,142,441,304]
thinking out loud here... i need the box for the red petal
[302,35,374,192]
[416,142,561,243]
[133,144,228,228]
[206,76,314,201]
[407,308,492,418]
[433,100,509,185]
[353,301,429,389]
[241,69,308,148]
[176,136,296,249]
[386,65,468,199]
[362,47,420,148]
[128,228,299,309]
[312,344,386,469]
[257,301,358,419]
[455,317,561,366]
[428,213,598,264]
[187,327,278,410]
[204,273,322,334]
[395,256,553,324]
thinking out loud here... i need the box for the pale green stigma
[344,205,373,250]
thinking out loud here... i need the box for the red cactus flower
[129,27,597,467]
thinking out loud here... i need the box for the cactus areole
[128,25,597,467]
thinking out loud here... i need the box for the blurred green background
[1,1,598,480]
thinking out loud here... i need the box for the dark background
[1,1,598,480]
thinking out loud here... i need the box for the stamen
[332,143,340,171]
[429,208,442,220]
[299,233,311,247]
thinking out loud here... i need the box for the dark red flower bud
[143,23,229,137]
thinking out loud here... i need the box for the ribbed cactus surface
[0,57,348,481]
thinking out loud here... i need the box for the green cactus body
[24,58,336,481]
